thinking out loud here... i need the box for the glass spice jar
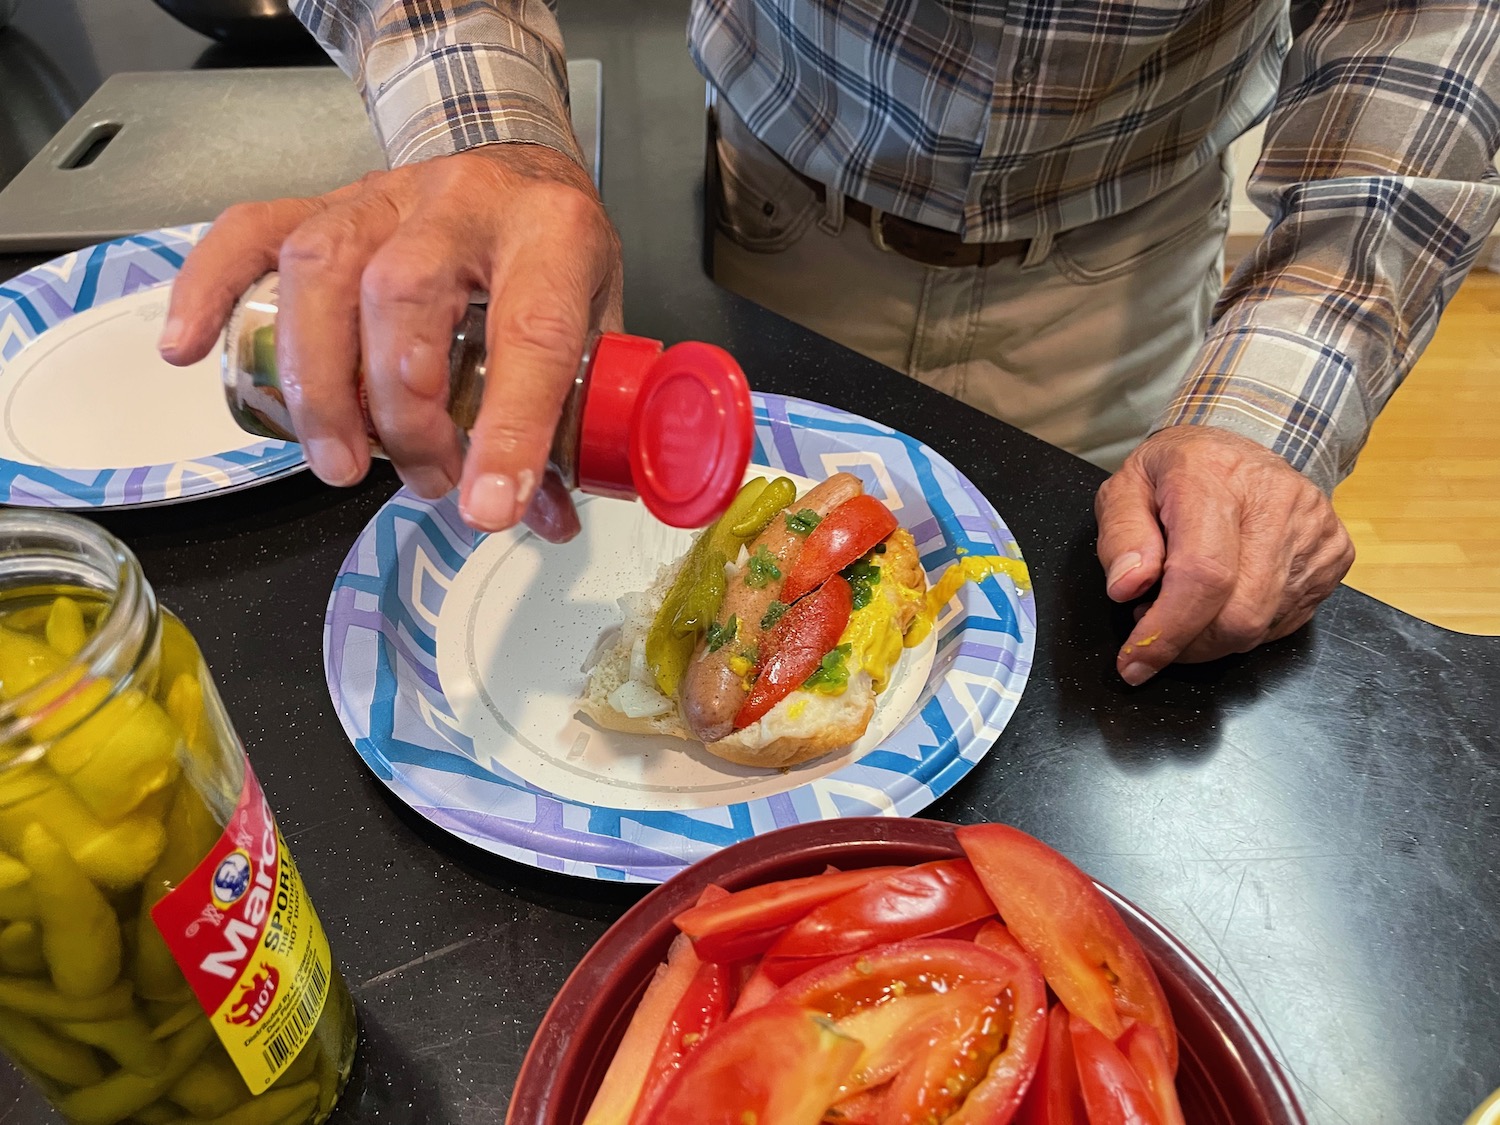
[222,273,755,529]
[0,511,357,1124]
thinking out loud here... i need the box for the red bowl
[508,818,1307,1125]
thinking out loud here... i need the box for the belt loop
[819,188,846,236]
[869,208,894,253]
[1020,229,1054,270]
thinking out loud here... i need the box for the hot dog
[680,473,863,743]
[578,472,931,769]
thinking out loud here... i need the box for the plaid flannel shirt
[292,0,1500,491]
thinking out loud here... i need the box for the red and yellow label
[151,762,332,1092]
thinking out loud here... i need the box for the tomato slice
[823,1086,888,1125]
[836,981,1000,1098]
[1069,1015,1163,1125]
[766,860,997,962]
[734,574,853,729]
[1016,1005,1087,1125]
[674,866,904,963]
[936,932,1047,1125]
[781,496,900,605]
[880,971,1044,1125]
[647,1003,862,1125]
[956,824,1177,1072]
[628,958,733,1125]
[776,937,1045,1120]
[1117,1024,1187,1125]
[973,919,1027,962]
[731,959,782,1016]
[582,932,703,1125]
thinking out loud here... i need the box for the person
[159,0,1500,686]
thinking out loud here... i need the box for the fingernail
[515,468,537,510]
[157,317,185,355]
[402,466,456,499]
[461,473,518,530]
[305,437,359,487]
[1106,551,1143,592]
[1121,661,1155,687]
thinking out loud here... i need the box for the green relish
[744,545,783,589]
[760,601,789,631]
[803,643,853,691]
[843,558,883,611]
[706,615,738,652]
[785,509,823,536]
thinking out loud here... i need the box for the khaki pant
[710,104,1231,471]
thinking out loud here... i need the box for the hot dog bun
[577,482,928,769]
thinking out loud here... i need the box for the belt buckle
[869,208,894,254]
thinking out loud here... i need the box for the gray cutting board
[0,61,602,252]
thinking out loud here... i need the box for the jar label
[150,760,333,1093]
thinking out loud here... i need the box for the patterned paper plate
[324,394,1036,883]
[0,226,304,508]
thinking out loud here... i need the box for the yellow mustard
[796,553,1031,699]
[904,555,1032,648]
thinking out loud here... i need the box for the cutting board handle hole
[59,123,122,170]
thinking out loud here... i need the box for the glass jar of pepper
[222,273,756,531]
[0,511,357,1124]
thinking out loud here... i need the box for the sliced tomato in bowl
[1119,1023,1188,1125]
[822,1086,888,1125]
[956,824,1177,1073]
[627,958,733,1125]
[766,859,997,963]
[776,937,1047,1120]
[582,932,705,1125]
[973,919,1027,961]
[1017,1005,1088,1125]
[517,818,1302,1125]
[1070,1014,1165,1125]
[646,1003,863,1125]
[674,865,904,963]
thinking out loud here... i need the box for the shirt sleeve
[290,0,582,169]
[1156,0,1500,493]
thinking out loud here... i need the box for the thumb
[1094,462,1166,602]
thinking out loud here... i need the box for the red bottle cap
[577,333,663,501]
[576,333,754,528]
[630,342,754,528]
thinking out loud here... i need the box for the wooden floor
[1332,266,1500,636]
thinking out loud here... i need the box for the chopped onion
[628,637,651,684]
[609,679,674,719]
[581,624,621,673]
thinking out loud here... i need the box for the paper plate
[324,394,1037,882]
[0,225,304,507]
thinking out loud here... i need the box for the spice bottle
[223,274,755,529]
[0,511,357,1123]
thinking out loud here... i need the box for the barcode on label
[261,955,330,1075]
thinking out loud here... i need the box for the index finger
[161,197,321,364]
[1117,483,1241,685]
[459,227,610,532]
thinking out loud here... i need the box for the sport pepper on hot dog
[579,473,931,768]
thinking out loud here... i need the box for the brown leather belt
[789,168,1029,269]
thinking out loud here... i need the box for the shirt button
[1013,57,1038,86]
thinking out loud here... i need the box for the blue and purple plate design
[0,225,303,508]
[324,394,1036,883]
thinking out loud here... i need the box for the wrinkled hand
[1094,425,1355,684]
[159,143,623,541]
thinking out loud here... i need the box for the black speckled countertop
[2,3,1498,1123]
